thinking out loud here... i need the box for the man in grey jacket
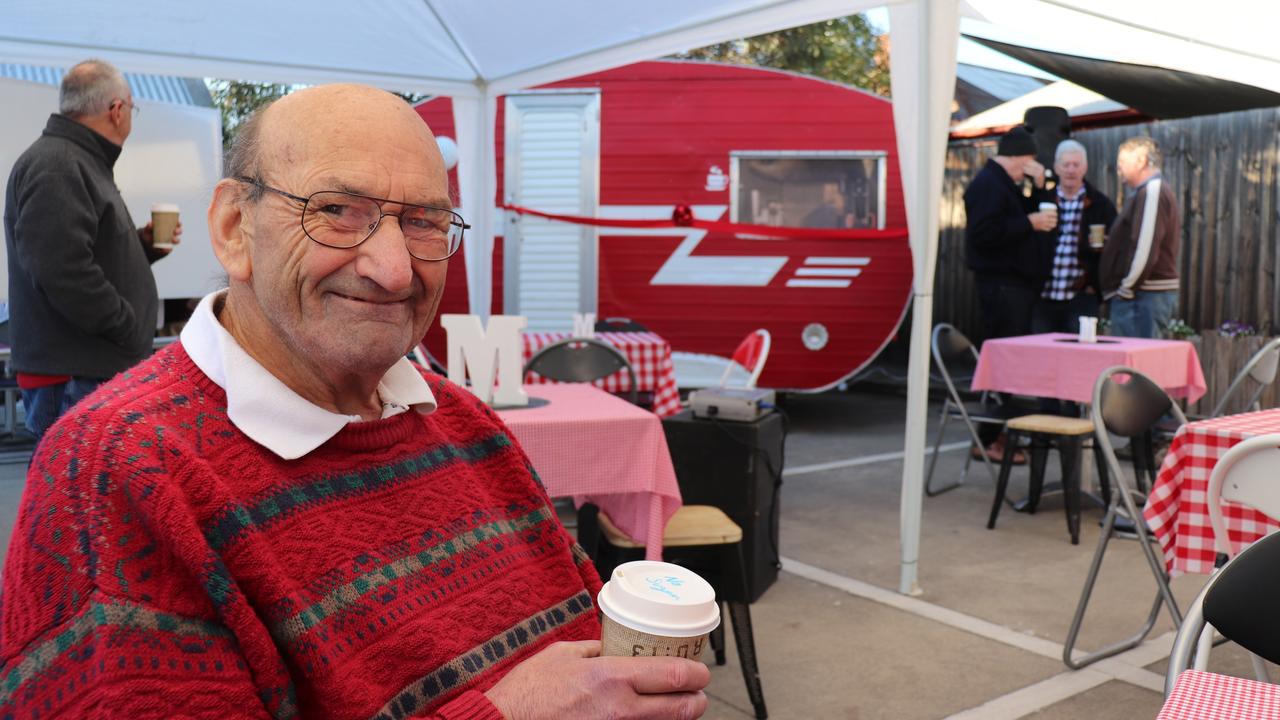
[3,59,178,440]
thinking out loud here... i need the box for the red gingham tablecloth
[1144,408,1280,576]
[522,331,682,418]
[497,384,682,561]
[1158,669,1280,719]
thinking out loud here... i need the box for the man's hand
[1028,210,1057,232]
[486,640,710,720]
[139,221,183,258]
[1023,159,1047,188]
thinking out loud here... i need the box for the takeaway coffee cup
[150,203,180,249]
[1037,202,1057,230]
[1078,316,1099,343]
[1088,224,1107,249]
[597,560,720,660]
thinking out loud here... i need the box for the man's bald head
[225,84,442,200]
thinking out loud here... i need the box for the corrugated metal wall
[936,106,1280,342]
[0,64,211,106]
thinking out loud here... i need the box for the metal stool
[987,414,1102,544]
[597,505,768,719]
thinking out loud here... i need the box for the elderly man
[1031,139,1118,334]
[964,124,1058,342]
[3,59,177,441]
[0,85,708,719]
[963,125,1057,461]
[1100,136,1182,338]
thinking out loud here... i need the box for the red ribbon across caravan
[500,203,909,242]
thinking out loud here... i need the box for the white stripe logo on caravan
[786,257,871,288]
[595,206,869,288]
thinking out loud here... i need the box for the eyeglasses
[235,177,467,262]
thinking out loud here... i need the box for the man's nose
[354,217,414,293]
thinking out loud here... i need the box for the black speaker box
[661,409,784,602]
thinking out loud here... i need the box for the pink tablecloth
[523,331,682,418]
[971,333,1206,404]
[1144,408,1280,575]
[496,383,682,560]
[1158,669,1280,719]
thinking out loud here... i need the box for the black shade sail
[967,35,1280,119]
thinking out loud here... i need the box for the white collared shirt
[180,290,436,460]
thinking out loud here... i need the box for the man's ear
[109,101,126,128]
[208,179,253,282]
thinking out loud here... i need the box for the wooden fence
[933,106,1280,342]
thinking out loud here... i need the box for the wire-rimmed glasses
[235,177,467,261]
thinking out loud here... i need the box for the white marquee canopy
[4,0,1279,594]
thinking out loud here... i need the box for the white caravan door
[503,92,600,332]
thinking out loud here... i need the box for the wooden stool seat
[598,505,743,548]
[1006,414,1094,436]
[990,415,1105,544]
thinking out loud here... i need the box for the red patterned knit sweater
[0,343,603,719]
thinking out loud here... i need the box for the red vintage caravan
[417,60,911,391]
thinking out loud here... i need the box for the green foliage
[676,15,889,96]
[206,80,428,150]
[206,79,291,149]
[1164,318,1198,340]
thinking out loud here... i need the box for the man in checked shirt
[1031,139,1118,336]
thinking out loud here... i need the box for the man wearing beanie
[962,125,1057,462]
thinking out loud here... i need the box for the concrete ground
[0,388,1269,719]
[692,388,1270,720]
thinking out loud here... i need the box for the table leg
[1061,435,1083,544]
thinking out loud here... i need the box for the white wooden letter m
[439,314,529,407]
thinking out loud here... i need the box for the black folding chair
[523,337,638,405]
[1166,530,1280,695]
[1063,366,1187,669]
[925,324,1008,496]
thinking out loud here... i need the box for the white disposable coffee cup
[150,203,180,248]
[1078,316,1098,343]
[1038,201,1058,216]
[597,560,720,660]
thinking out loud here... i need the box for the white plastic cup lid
[1039,202,1057,211]
[151,203,180,213]
[597,561,719,638]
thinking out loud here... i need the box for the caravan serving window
[730,152,887,230]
